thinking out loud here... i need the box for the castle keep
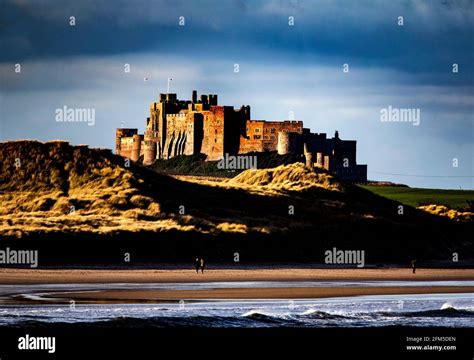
[116,90,367,181]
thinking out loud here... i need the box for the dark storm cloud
[1,0,473,80]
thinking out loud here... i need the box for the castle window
[255,128,260,133]
[253,135,261,140]
[271,128,276,134]
[215,129,218,134]
[265,128,268,133]
[215,138,217,143]
[246,127,249,132]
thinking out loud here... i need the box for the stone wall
[240,120,303,154]
[162,113,190,159]
[115,128,137,156]
[202,108,224,161]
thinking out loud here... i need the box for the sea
[0,281,472,328]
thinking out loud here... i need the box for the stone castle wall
[162,113,191,159]
[202,107,225,161]
[240,120,303,154]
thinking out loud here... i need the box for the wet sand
[41,286,474,304]
[0,267,473,285]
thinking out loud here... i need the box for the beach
[0,268,473,304]
[0,267,473,330]
[1,267,473,285]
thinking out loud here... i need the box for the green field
[360,186,474,210]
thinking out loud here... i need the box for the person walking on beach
[200,257,205,274]
[411,259,417,274]
[194,258,200,274]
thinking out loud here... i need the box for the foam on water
[0,284,472,328]
[441,302,454,310]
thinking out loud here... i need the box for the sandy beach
[1,267,473,285]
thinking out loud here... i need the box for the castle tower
[316,152,324,167]
[143,129,157,166]
[277,131,290,155]
[324,154,333,172]
[115,129,124,155]
[131,134,142,162]
[115,128,138,156]
[304,143,314,170]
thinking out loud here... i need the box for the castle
[115,90,367,182]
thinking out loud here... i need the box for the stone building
[301,130,367,182]
[115,90,367,181]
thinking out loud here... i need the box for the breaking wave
[1,295,473,328]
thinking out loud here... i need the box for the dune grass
[227,162,342,193]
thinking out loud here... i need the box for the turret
[166,93,177,102]
[115,128,138,156]
[316,152,324,167]
[143,141,156,166]
[277,131,290,155]
[324,154,333,172]
[131,134,142,162]
[208,94,218,106]
[304,143,314,170]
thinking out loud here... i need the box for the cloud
[1,0,473,78]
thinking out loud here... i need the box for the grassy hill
[0,140,472,264]
[361,186,474,211]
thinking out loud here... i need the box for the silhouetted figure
[411,259,417,274]
[194,258,200,273]
[200,258,205,274]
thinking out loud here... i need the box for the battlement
[155,90,218,106]
[166,113,187,119]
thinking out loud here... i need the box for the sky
[0,0,473,189]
